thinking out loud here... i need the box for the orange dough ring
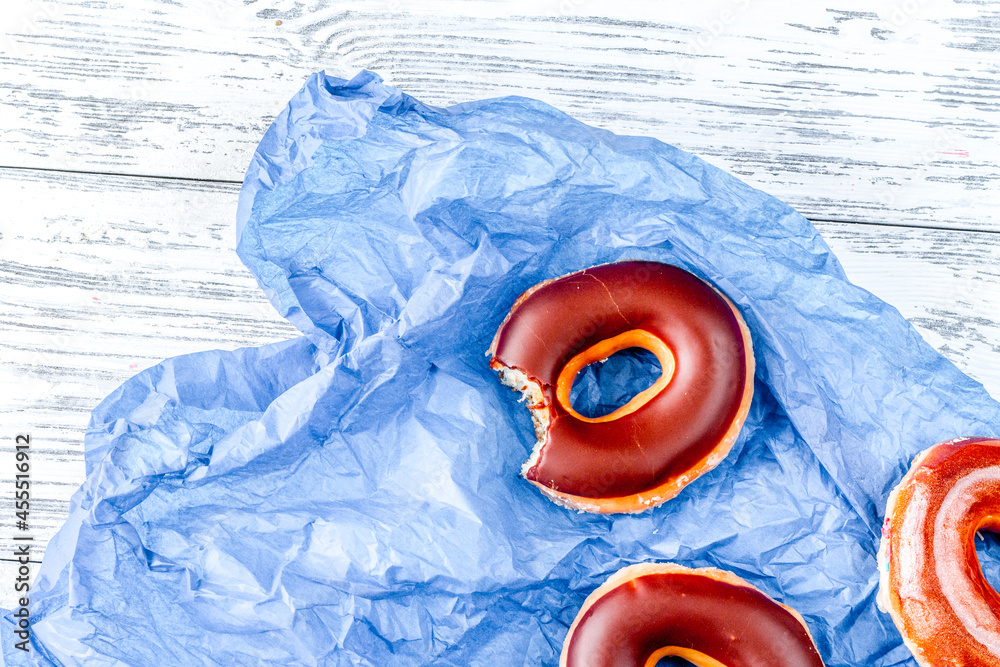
[879,436,1000,666]
[560,563,825,667]
[487,261,755,513]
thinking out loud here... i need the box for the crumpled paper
[6,69,1000,666]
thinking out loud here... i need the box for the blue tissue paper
[6,69,1000,666]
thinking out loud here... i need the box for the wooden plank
[1,0,999,230]
[818,219,1000,395]
[0,167,298,607]
[3,169,1000,609]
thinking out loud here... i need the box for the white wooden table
[2,0,999,612]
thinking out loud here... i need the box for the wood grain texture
[1,0,998,229]
[3,167,1000,611]
[2,0,1000,619]
[0,168,298,602]
[818,220,1000,394]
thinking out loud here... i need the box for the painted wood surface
[4,172,1000,604]
[3,0,1000,229]
[1,0,999,611]
[0,168,298,596]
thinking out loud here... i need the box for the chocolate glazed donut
[561,563,825,667]
[488,261,755,513]
[879,437,1000,667]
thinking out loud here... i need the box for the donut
[560,563,825,667]
[487,261,754,513]
[878,436,1000,666]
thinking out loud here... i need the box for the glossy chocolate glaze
[883,437,1000,666]
[564,570,824,667]
[491,261,749,499]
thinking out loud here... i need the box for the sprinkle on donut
[879,437,1000,667]
[560,563,825,667]
[488,261,755,513]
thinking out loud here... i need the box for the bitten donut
[560,563,825,667]
[488,261,754,513]
[879,436,1000,667]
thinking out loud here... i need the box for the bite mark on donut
[490,362,551,473]
[488,261,755,514]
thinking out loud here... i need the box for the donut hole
[569,347,662,419]
[654,658,698,667]
[975,529,1000,595]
